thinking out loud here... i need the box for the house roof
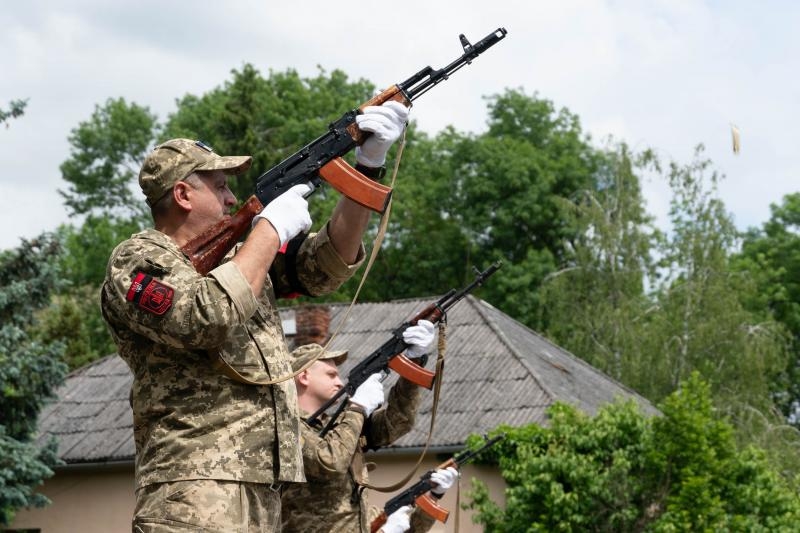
[36,296,658,465]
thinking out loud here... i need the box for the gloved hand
[253,183,312,246]
[430,466,459,496]
[355,100,409,167]
[381,505,412,533]
[403,319,435,359]
[349,373,384,416]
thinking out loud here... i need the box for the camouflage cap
[139,139,253,206]
[290,343,348,372]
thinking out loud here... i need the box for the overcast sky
[2,0,798,251]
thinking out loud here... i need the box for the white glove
[403,319,435,359]
[381,505,412,533]
[349,373,384,416]
[355,100,409,167]
[430,466,459,496]
[254,183,312,246]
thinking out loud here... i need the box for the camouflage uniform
[281,378,434,532]
[102,224,363,530]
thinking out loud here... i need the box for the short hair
[149,173,203,221]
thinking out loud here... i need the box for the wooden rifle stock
[181,195,264,275]
[370,512,388,533]
[410,300,446,325]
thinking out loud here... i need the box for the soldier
[281,337,459,532]
[101,101,408,532]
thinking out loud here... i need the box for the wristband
[355,163,387,181]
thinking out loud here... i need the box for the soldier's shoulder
[109,229,184,270]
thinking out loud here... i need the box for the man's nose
[224,189,237,206]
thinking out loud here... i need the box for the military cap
[291,343,348,372]
[139,138,252,206]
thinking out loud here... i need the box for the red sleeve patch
[126,272,174,316]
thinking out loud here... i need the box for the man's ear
[296,370,309,387]
[172,181,194,212]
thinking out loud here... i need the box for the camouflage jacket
[281,378,433,532]
[101,225,363,488]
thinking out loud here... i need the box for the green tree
[338,89,603,316]
[447,90,602,325]
[538,145,798,475]
[734,193,800,421]
[0,235,68,525]
[47,98,158,369]
[57,215,142,287]
[542,145,788,419]
[646,149,787,412]
[336,127,478,302]
[33,216,140,369]
[59,97,159,219]
[467,373,800,532]
[0,99,27,127]
[540,143,661,377]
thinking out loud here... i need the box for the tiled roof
[37,354,134,464]
[36,296,657,464]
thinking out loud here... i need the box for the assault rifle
[370,434,506,533]
[181,28,508,275]
[307,262,501,436]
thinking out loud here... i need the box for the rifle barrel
[452,433,506,466]
[400,28,508,101]
[438,261,502,312]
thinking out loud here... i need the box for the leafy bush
[467,373,800,532]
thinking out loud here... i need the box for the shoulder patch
[126,272,174,315]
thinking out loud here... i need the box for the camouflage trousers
[133,479,282,532]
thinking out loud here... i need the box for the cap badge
[194,140,214,153]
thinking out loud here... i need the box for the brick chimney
[292,305,331,349]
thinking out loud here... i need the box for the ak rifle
[181,28,508,274]
[307,262,501,436]
[370,434,506,532]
